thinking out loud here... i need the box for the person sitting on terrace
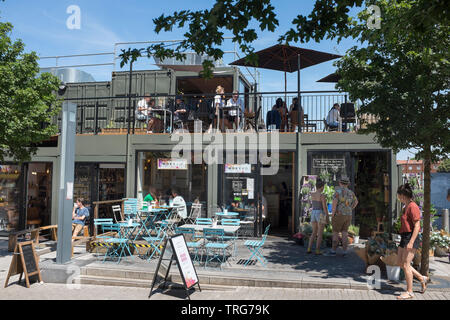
[289,97,304,132]
[326,103,347,132]
[171,188,187,219]
[226,90,245,131]
[147,99,165,133]
[171,96,189,131]
[136,94,151,123]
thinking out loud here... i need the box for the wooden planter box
[100,128,128,135]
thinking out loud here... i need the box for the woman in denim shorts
[307,179,330,255]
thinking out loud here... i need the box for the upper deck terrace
[54,91,377,137]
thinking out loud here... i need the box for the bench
[8,228,40,252]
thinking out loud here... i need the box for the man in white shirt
[226,90,245,130]
[136,95,151,121]
[171,188,187,219]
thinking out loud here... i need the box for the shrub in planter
[430,231,450,257]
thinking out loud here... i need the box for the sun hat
[340,175,350,184]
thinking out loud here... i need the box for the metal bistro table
[181,223,240,235]
[135,207,172,239]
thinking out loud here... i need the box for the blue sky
[1,0,415,159]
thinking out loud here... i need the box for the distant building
[397,159,441,186]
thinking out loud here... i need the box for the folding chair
[203,228,230,270]
[174,226,204,264]
[243,224,270,267]
[185,203,202,224]
[142,220,169,261]
[111,205,122,223]
[195,218,213,225]
[221,219,240,257]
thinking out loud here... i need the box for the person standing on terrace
[211,85,228,131]
[289,97,304,132]
[226,90,245,131]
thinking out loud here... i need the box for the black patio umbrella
[230,44,341,95]
[317,72,341,83]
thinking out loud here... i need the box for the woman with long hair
[396,183,429,300]
[307,179,330,255]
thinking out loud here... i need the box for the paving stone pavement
[1,282,450,300]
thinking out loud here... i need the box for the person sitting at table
[226,90,245,131]
[171,188,187,219]
[143,186,158,209]
[171,96,189,131]
[326,103,347,132]
[147,99,165,133]
[136,95,151,128]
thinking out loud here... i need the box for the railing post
[132,99,136,134]
[94,100,99,134]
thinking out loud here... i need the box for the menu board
[170,235,199,289]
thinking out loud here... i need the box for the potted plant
[348,225,360,244]
[322,184,335,213]
[430,231,450,257]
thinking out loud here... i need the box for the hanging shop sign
[225,163,251,174]
[157,158,188,170]
[312,158,345,169]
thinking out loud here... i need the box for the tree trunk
[420,146,431,276]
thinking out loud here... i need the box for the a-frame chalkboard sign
[4,241,42,288]
[149,234,201,300]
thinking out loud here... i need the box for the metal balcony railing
[53,91,376,135]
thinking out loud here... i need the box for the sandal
[397,291,414,300]
[421,276,429,294]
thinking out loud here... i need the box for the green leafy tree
[0,21,60,163]
[334,0,449,275]
[121,0,449,276]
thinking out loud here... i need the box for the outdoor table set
[94,204,181,263]
[177,219,241,269]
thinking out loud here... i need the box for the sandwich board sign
[4,241,42,288]
[149,234,201,300]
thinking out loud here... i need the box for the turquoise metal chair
[203,228,230,269]
[195,218,213,225]
[142,220,169,261]
[243,224,270,267]
[174,226,203,264]
[221,219,240,256]
[123,198,138,220]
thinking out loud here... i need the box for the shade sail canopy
[317,72,341,83]
[229,44,341,73]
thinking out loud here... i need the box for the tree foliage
[0,21,60,163]
[437,159,450,173]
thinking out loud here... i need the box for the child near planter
[307,179,330,255]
